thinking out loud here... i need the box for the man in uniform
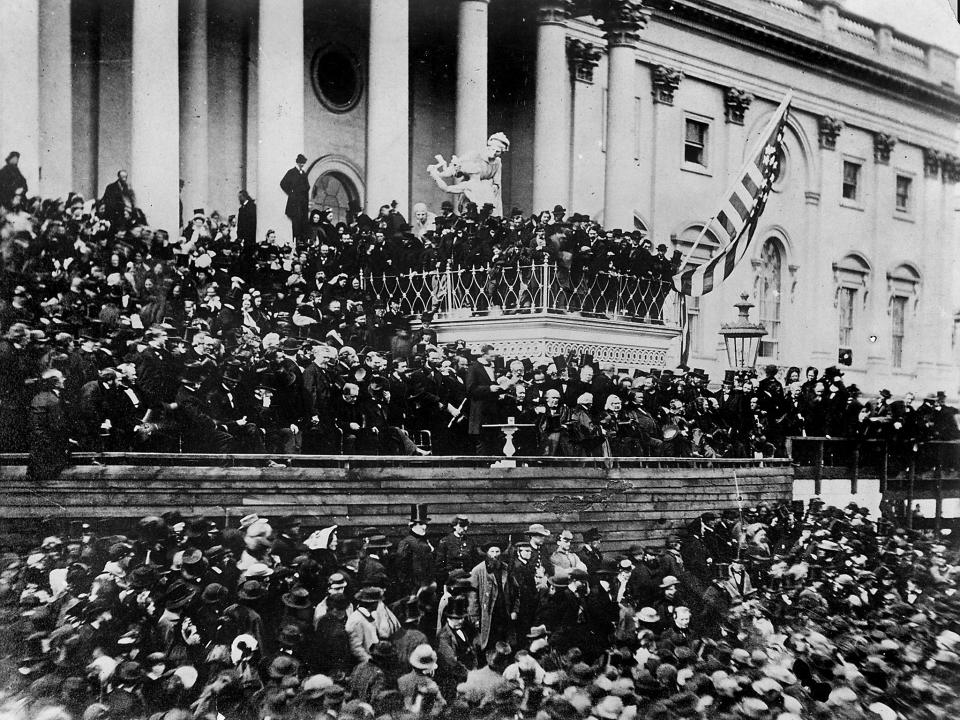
[435,515,478,581]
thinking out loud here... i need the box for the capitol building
[1,0,958,393]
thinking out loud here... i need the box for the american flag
[674,94,792,298]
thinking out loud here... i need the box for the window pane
[757,240,782,359]
[891,296,906,368]
[838,287,855,347]
[684,120,707,166]
[685,120,705,143]
[842,161,860,200]
[895,175,911,211]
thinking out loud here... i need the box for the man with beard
[469,540,515,653]
[625,546,661,608]
[534,388,571,456]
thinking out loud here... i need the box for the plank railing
[786,437,960,529]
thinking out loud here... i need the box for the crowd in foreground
[1,499,959,720]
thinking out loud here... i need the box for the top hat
[446,596,469,619]
[583,527,601,542]
[409,504,431,524]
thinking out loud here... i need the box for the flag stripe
[672,94,791,298]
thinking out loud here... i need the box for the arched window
[887,263,921,369]
[311,172,360,225]
[676,226,721,355]
[756,239,783,359]
[834,253,870,350]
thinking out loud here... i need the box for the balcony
[363,263,683,370]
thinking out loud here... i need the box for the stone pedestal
[532,1,572,213]
[455,0,489,155]
[257,0,305,245]
[132,0,180,231]
[366,0,410,216]
[39,0,72,199]
[0,0,41,194]
[180,0,210,219]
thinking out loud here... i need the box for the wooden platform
[0,454,793,552]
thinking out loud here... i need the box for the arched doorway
[311,171,360,226]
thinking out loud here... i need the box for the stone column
[455,0,489,155]
[532,0,572,214]
[600,0,647,230]
[367,0,409,216]
[39,0,72,200]
[132,0,180,231]
[257,0,305,245]
[180,0,209,219]
[0,0,41,194]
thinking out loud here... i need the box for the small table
[482,418,536,467]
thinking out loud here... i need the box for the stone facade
[10,0,959,394]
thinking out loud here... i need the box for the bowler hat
[237,580,266,601]
[410,644,438,671]
[295,153,308,164]
[282,587,312,610]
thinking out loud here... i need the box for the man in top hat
[436,596,477,700]
[280,153,310,244]
[396,504,436,595]
[509,540,540,637]
[436,514,479,580]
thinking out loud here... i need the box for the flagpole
[676,91,793,274]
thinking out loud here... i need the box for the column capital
[724,87,753,125]
[566,37,603,82]
[872,132,896,165]
[537,0,574,25]
[923,147,944,178]
[941,153,960,184]
[593,0,649,47]
[817,115,843,150]
[651,64,683,105]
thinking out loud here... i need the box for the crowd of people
[1,499,959,720]
[1,152,958,470]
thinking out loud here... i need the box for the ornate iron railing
[361,263,682,326]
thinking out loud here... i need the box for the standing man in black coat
[0,151,27,209]
[100,170,137,228]
[237,190,257,244]
[280,153,310,244]
[465,344,508,455]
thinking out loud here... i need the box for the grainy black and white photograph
[0,0,959,718]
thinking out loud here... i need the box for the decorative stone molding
[651,65,684,105]
[804,190,821,206]
[724,87,753,125]
[923,148,944,178]
[537,0,574,25]
[566,37,603,83]
[942,154,960,184]
[594,0,649,47]
[818,116,843,150]
[872,132,896,165]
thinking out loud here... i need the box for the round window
[311,45,363,113]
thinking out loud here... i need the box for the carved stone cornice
[818,116,843,150]
[872,132,896,165]
[537,0,574,25]
[566,37,603,83]
[923,148,943,178]
[942,154,960,184]
[724,87,753,125]
[651,65,683,105]
[592,0,649,47]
